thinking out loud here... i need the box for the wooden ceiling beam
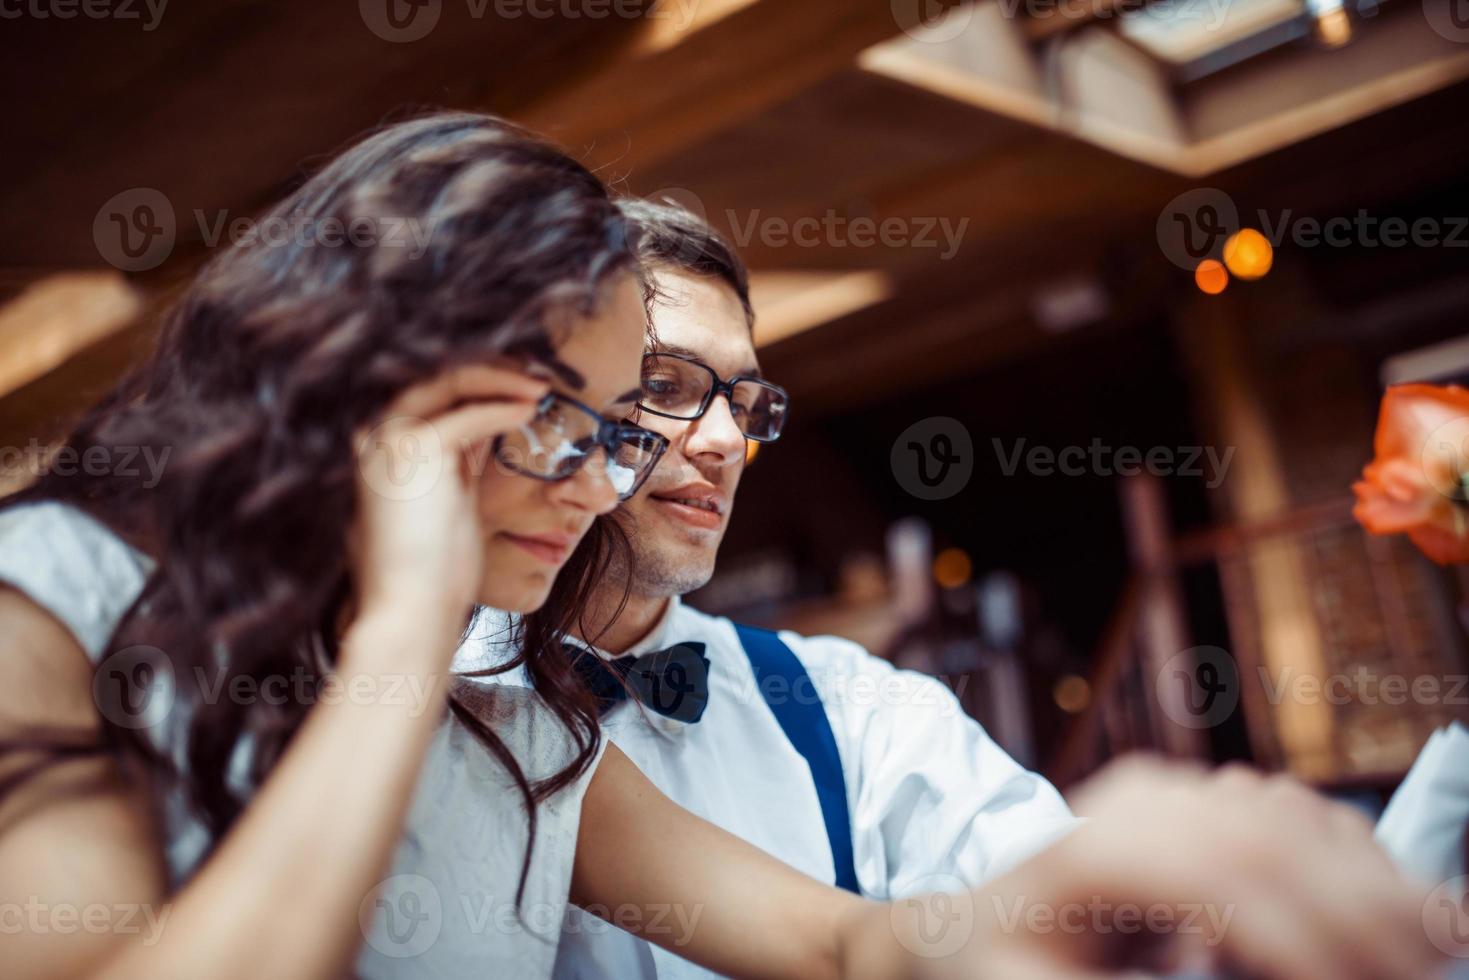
[519,0,969,173]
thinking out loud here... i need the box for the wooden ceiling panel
[0,4,638,271]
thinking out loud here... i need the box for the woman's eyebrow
[505,338,587,391]
[545,358,586,391]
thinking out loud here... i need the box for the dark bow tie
[570,642,710,724]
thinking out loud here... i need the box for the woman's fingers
[432,401,544,481]
[376,363,548,424]
[354,364,548,486]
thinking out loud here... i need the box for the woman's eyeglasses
[494,392,669,501]
[636,352,790,443]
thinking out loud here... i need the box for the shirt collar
[572,596,683,662]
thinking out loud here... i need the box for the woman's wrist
[339,598,465,678]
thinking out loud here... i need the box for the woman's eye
[643,378,677,395]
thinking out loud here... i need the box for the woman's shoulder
[0,500,155,662]
[442,677,603,785]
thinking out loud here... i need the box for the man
[464,199,1078,979]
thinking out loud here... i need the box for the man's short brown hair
[618,198,753,327]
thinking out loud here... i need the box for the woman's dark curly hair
[6,111,639,902]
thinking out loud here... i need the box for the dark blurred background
[4,0,1469,804]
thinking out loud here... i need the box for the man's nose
[683,394,746,466]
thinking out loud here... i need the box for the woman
[0,113,1444,980]
[0,110,661,980]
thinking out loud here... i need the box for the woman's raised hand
[350,364,548,652]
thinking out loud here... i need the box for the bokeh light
[1223,228,1274,280]
[1053,674,1092,714]
[1195,259,1229,295]
[932,547,973,590]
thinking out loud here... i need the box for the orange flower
[1353,384,1469,564]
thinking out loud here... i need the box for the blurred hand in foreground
[888,756,1453,980]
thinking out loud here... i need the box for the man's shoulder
[679,602,890,676]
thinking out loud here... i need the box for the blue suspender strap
[733,623,861,895]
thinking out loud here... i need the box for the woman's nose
[549,448,621,515]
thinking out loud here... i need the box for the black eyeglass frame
[636,352,790,444]
[494,391,670,501]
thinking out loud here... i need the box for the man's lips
[649,484,726,530]
[499,531,575,565]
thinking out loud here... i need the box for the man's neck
[577,587,670,656]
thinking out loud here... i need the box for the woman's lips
[500,532,573,565]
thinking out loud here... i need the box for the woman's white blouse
[0,501,603,980]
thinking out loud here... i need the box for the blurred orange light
[1223,228,1273,280]
[745,440,760,466]
[932,547,973,590]
[1195,259,1229,295]
[1053,674,1091,714]
[1315,8,1352,47]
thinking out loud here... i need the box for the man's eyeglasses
[494,392,669,501]
[636,353,790,443]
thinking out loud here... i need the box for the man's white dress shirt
[458,597,1077,979]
